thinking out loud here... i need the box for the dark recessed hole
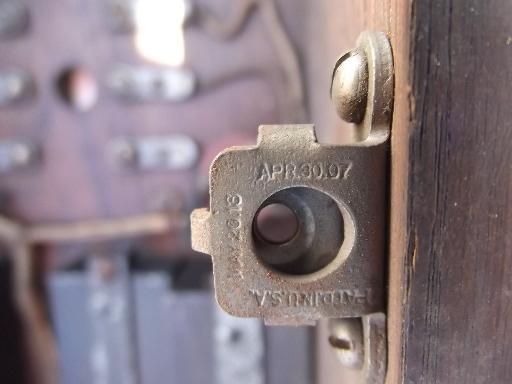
[254,203,299,245]
[328,336,352,350]
[56,67,98,111]
[252,187,344,276]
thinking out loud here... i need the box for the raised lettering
[250,289,267,307]
[249,289,371,308]
[270,292,282,306]
[257,163,272,182]
[300,163,311,178]
[285,163,297,179]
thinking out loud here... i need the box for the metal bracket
[192,121,388,325]
[191,31,393,327]
[190,29,392,382]
[329,313,387,384]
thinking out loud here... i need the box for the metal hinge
[191,31,394,383]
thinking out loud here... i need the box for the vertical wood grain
[400,1,512,382]
[365,0,512,382]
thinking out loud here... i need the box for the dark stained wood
[356,0,512,382]
[358,0,512,382]
[398,1,512,382]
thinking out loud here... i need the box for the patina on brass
[191,31,393,326]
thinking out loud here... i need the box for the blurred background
[0,0,365,383]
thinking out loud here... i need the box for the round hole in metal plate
[252,187,344,276]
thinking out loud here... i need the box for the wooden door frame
[364,1,512,383]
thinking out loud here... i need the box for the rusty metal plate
[191,31,393,325]
[191,124,388,325]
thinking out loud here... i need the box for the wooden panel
[359,0,512,382]
[398,1,512,382]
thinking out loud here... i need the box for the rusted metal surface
[328,317,364,369]
[191,124,386,325]
[191,32,393,325]
[328,313,387,384]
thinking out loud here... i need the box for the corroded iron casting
[191,31,393,329]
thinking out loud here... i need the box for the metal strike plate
[191,124,387,325]
[191,31,393,326]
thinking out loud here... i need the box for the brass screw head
[330,48,369,124]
